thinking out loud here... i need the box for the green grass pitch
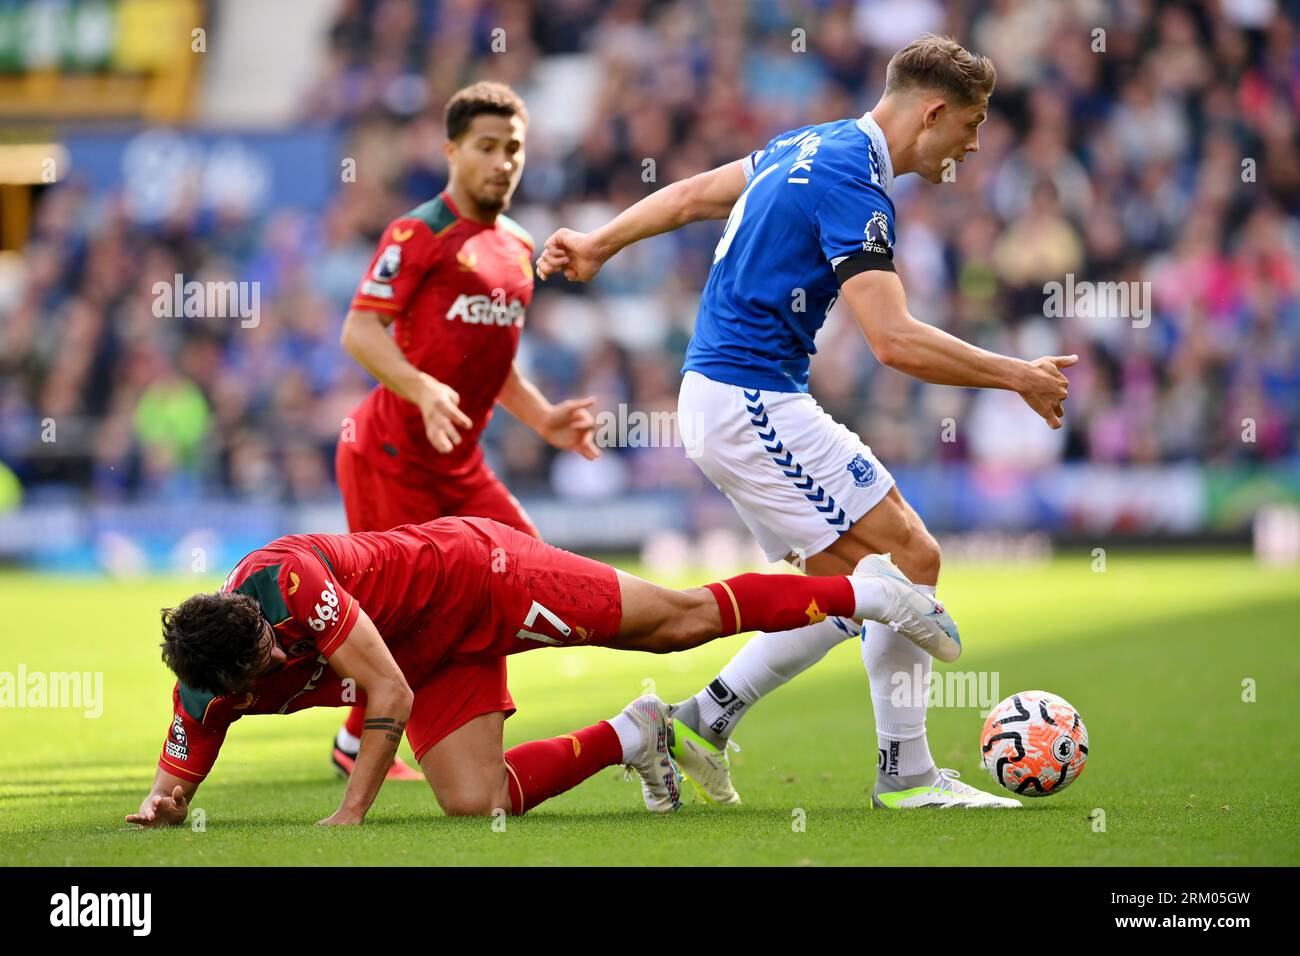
[1,551,1297,866]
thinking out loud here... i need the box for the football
[980,691,1089,797]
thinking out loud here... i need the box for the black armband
[834,250,896,284]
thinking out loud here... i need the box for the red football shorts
[401,518,624,762]
[336,440,538,537]
[405,657,514,764]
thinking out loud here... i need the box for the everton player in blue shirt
[538,35,1074,809]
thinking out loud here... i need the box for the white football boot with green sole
[873,768,1022,809]
[668,718,742,806]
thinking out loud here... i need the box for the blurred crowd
[2,0,1297,508]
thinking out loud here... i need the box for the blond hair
[884,34,996,105]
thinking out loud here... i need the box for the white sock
[336,727,361,753]
[697,616,858,740]
[607,713,641,763]
[862,583,938,779]
[848,576,890,620]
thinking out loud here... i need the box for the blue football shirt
[683,112,898,393]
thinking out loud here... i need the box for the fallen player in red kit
[127,516,955,826]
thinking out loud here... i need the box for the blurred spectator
[1,0,1297,510]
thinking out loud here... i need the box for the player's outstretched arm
[842,270,1077,429]
[318,608,414,826]
[125,769,197,828]
[340,308,472,453]
[536,159,747,282]
[497,362,600,460]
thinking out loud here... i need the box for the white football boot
[873,768,1022,809]
[621,694,683,812]
[854,553,962,663]
[669,716,742,806]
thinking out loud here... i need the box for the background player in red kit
[123,516,943,826]
[334,82,598,777]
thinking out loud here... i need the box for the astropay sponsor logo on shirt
[445,291,525,328]
[50,886,151,936]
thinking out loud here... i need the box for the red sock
[343,705,366,739]
[503,721,622,815]
[704,573,855,635]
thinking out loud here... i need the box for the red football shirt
[347,191,535,480]
[157,521,506,783]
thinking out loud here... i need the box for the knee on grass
[436,779,511,817]
[437,792,507,817]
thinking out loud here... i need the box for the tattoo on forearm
[364,716,406,744]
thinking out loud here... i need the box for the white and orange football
[980,691,1089,797]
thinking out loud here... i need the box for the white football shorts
[678,370,895,563]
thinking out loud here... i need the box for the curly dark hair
[160,591,267,696]
[445,81,528,141]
